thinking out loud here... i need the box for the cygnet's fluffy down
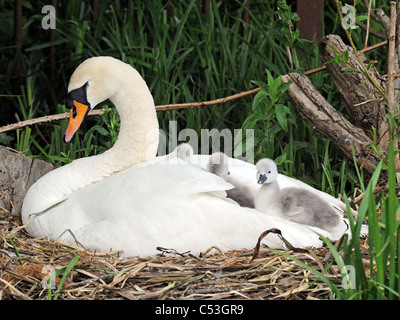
[207,152,255,208]
[174,143,194,162]
[254,158,341,231]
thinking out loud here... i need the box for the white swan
[22,56,347,257]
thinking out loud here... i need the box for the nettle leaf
[252,80,269,93]
[342,50,349,62]
[242,112,267,130]
[275,104,291,132]
[252,90,268,113]
[356,15,368,22]
[325,54,347,65]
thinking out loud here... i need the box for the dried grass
[0,207,349,300]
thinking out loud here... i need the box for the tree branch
[282,73,380,174]
[357,21,387,41]
[320,35,388,147]
[387,2,399,118]
[0,89,261,134]
[364,0,391,33]
[387,1,400,175]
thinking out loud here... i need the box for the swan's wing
[31,162,334,257]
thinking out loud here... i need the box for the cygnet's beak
[257,174,267,184]
[65,100,89,143]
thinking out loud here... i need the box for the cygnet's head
[207,152,230,178]
[175,143,194,162]
[255,158,278,184]
[64,56,147,142]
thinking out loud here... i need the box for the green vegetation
[1,0,398,300]
[1,0,336,188]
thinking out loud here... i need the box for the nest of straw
[0,207,350,300]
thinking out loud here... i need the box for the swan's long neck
[102,80,159,169]
[22,73,159,216]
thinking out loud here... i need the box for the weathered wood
[282,73,380,174]
[320,35,389,151]
[0,146,53,213]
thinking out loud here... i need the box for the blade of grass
[386,136,399,299]
[6,235,23,266]
[53,255,80,300]
[269,248,342,299]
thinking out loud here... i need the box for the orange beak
[65,100,89,143]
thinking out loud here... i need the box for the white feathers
[207,152,255,208]
[21,57,355,258]
[254,158,346,235]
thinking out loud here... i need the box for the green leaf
[251,90,268,113]
[53,255,80,300]
[251,80,269,93]
[26,39,69,52]
[275,104,291,132]
[325,54,346,65]
[0,133,13,145]
[342,67,360,73]
[242,112,267,130]
[356,15,368,22]
[342,50,349,62]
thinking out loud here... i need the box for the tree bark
[0,146,54,213]
[282,73,380,174]
[320,35,389,153]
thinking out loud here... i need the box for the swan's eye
[268,170,271,174]
[227,171,231,175]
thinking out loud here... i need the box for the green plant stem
[334,0,388,101]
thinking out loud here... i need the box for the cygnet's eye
[268,170,271,174]
[227,171,231,175]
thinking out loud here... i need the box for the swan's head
[207,152,230,178]
[64,56,143,142]
[175,143,194,162]
[255,158,278,185]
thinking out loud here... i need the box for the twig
[353,98,382,107]
[364,0,390,33]
[0,90,259,134]
[155,87,261,112]
[364,0,372,48]
[397,1,400,71]
[0,110,104,134]
[357,21,387,41]
[387,1,399,118]
[387,1,400,175]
